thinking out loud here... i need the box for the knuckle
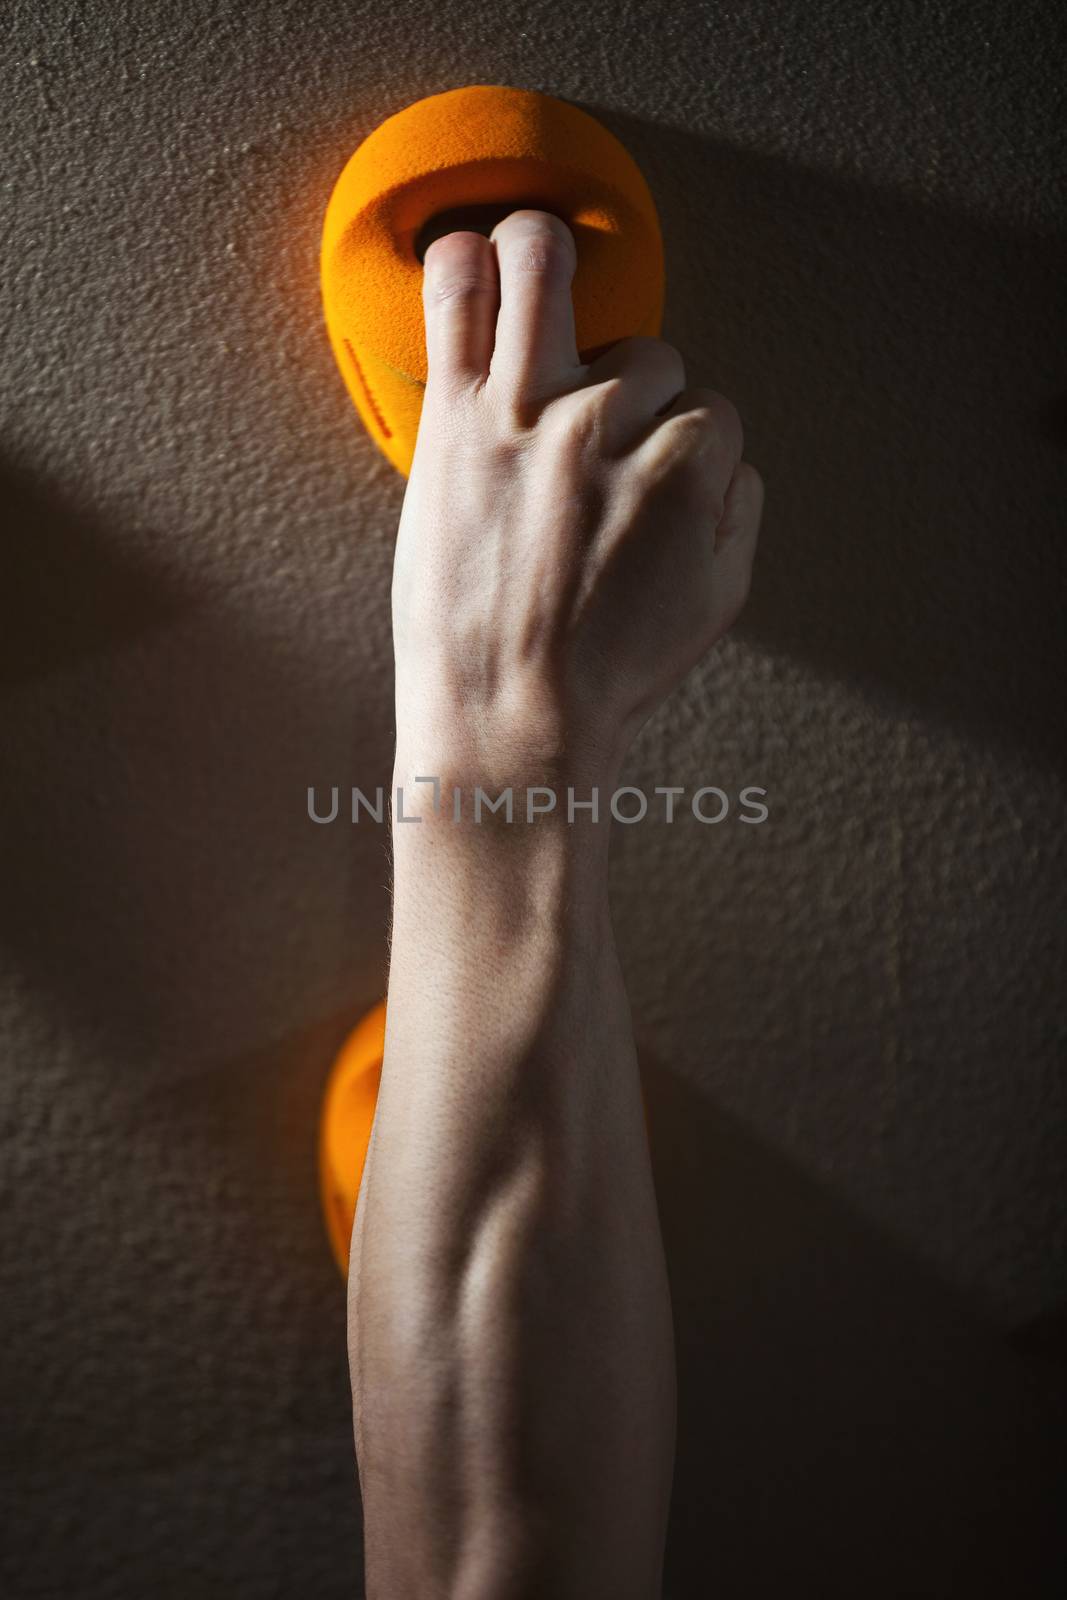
[645,421,727,510]
[649,336,686,374]
[668,406,717,451]
[427,270,493,306]
[530,393,604,466]
[696,390,743,454]
[564,380,620,423]
[666,391,743,461]
[516,238,573,281]
[422,232,495,304]
[615,335,685,382]
[551,406,600,459]
[496,212,576,276]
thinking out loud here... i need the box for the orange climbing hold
[321,83,665,475]
[318,1001,386,1278]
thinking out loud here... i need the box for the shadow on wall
[583,107,1067,775]
[641,1055,1066,1598]
[0,458,392,1067]
[0,460,194,688]
[0,1000,367,1596]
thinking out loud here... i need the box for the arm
[349,209,763,1599]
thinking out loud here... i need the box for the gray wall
[2,1,1064,1595]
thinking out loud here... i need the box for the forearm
[347,200,759,1598]
[349,761,676,1599]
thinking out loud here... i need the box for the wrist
[390,759,613,826]
[393,671,627,799]
[389,752,614,955]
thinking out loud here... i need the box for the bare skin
[349,209,763,1599]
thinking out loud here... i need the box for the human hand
[392,209,763,791]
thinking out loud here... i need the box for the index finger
[421,230,500,396]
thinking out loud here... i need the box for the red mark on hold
[343,339,393,440]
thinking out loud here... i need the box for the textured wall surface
[1,2,1065,1595]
